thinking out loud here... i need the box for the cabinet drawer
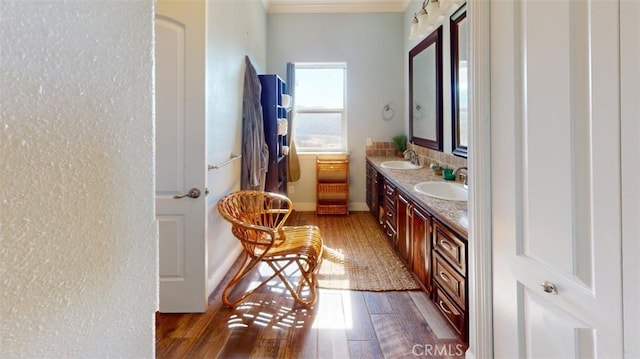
[434,286,466,338]
[383,182,396,202]
[384,202,396,229]
[433,252,465,308]
[432,220,466,275]
[383,223,396,244]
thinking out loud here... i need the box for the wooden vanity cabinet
[410,203,432,294]
[432,218,467,340]
[382,181,397,245]
[397,192,432,294]
[366,161,383,222]
[365,159,467,340]
[396,193,410,263]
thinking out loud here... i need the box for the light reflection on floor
[224,260,354,331]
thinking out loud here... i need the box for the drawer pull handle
[387,211,393,217]
[438,300,453,315]
[439,271,451,282]
[440,239,453,251]
[386,230,394,237]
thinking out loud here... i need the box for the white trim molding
[266,0,408,14]
[466,0,493,358]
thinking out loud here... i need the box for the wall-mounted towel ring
[382,103,395,121]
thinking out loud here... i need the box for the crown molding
[266,0,410,14]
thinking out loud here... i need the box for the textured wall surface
[0,1,157,357]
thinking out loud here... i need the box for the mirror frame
[451,4,468,158]
[409,26,443,152]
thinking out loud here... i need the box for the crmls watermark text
[411,344,465,357]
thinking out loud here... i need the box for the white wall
[205,0,268,293]
[0,1,156,357]
[267,12,405,209]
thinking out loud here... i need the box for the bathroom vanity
[366,156,469,341]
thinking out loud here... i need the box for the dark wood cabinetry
[366,161,383,221]
[396,193,410,263]
[258,74,287,194]
[397,192,433,295]
[365,158,468,341]
[382,181,397,244]
[410,202,432,294]
[431,218,467,340]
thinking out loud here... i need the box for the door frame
[466,0,493,358]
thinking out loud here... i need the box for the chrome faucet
[453,166,468,185]
[403,149,420,166]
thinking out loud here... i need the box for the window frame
[293,62,348,153]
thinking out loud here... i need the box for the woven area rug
[287,211,420,291]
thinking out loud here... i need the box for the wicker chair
[217,190,324,307]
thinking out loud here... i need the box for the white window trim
[293,62,348,153]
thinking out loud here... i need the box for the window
[293,63,347,152]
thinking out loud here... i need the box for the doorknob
[173,188,201,199]
[540,281,558,295]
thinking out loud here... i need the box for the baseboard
[207,243,242,295]
[292,201,370,212]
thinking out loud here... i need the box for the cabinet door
[396,193,410,263]
[411,203,431,294]
[370,170,381,221]
[366,162,372,210]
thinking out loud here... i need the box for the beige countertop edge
[367,156,469,238]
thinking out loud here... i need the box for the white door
[155,0,207,313]
[491,0,623,357]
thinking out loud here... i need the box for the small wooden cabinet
[316,155,349,215]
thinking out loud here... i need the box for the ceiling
[262,0,411,13]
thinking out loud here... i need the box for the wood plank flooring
[156,212,467,358]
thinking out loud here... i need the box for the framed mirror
[451,4,468,157]
[409,26,443,151]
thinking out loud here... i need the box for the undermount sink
[380,160,424,170]
[414,181,468,201]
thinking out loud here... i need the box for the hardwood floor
[156,212,467,359]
